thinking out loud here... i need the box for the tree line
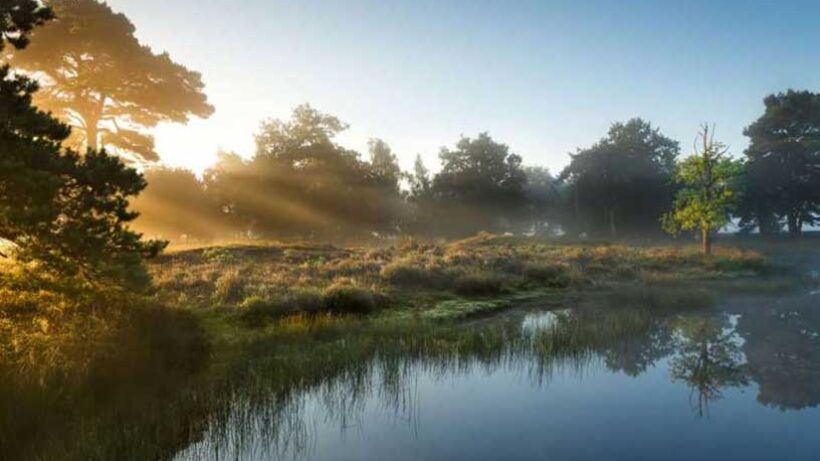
[131,93,820,246]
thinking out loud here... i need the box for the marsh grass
[151,234,768,318]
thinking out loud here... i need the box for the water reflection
[176,291,820,460]
[669,316,748,416]
[4,289,820,460]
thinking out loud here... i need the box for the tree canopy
[8,0,213,163]
[429,133,528,236]
[203,105,404,239]
[663,125,742,255]
[560,118,679,238]
[739,90,820,236]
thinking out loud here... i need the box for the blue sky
[105,0,820,174]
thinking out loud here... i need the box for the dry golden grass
[148,233,767,323]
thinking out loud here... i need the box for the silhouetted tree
[409,154,431,199]
[664,125,741,255]
[205,105,404,239]
[366,138,405,234]
[739,90,820,236]
[560,119,679,238]
[430,133,527,236]
[0,0,53,49]
[0,1,163,287]
[8,0,214,163]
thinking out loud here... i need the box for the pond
[171,289,820,461]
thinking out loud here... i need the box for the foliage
[663,125,741,255]
[204,104,404,239]
[738,90,820,235]
[8,0,214,163]
[561,118,679,238]
[0,3,164,287]
[0,0,53,51]
[322,281,379,315]
[426,132,528,236]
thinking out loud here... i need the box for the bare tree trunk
[787,212,801,238]
[702,226,712,256]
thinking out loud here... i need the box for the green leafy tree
[8,0,214,163]
[663,125,741,256]
[560,118,679,238]
[0,3,164,287]
[431,132,527,236]
[739,90,820,236]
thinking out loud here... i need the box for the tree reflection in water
[669,316,748,417]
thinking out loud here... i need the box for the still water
[175,290,820,461]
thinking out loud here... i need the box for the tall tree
[560,118,679,238]
[0,2,164,287]
[740,90,820,236]
[663,125,741,256]
[431,133,527,236]
[367,138,402,194]
[366,138,405,233]
[8,0,214,163]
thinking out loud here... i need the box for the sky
[105,0,820,175]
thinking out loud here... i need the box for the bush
[522,263,571,288]
[213,270,244,304]
[380,261,448,288]
[240,289,325,325]
[453,272,506,297]
[322,282,378,315]
[202,247,238,265]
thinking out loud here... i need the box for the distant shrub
[522,263,571,288]
[322,282,378,314]
[202,247,238,265]
[380,261,448,288]
[453,272,505,296]
[213,270,244,304]
[240,288,325,325]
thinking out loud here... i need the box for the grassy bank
[151,233,767,326]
